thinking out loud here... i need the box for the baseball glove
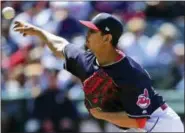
[83,69,123,112]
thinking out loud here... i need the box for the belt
[160,103,168,110]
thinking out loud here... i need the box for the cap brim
[79,20,100,31]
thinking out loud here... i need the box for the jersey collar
[95,50,125,67]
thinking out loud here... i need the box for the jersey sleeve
[103,56,155,118]
[63,43,88,81]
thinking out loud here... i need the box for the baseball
[2,7,15,20]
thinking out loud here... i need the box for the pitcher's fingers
[13,24,22,29]
[14,21,25,25]
[14,21,23,27]
[14,21,21,24]
[14,21,25,28]
[14,28,23,31]
[14,27,25,32]
[14,27,31,31]
[14,21,20,25]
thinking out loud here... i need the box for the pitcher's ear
[103,34,112,43]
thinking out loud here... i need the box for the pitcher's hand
[13,21,41,37]
[90,107,103,119]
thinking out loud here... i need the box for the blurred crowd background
[1,1,184,133]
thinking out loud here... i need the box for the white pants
[120,106,184,132]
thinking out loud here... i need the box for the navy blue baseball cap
[79,13,123,46]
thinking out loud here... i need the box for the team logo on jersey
[136,89,151,109]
